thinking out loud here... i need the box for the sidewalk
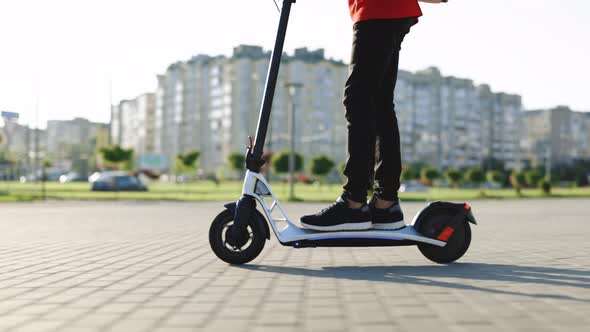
[0,200,588,331]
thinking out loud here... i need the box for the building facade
[478,85,523,170]
[145,45,348,173]
[110,104,121,145]
[46,117,108,173]
[153,62,185,165]
[395,68,522,170]
[47,118,108,155]
[524,106,590,167]
[114,47,530,174]
[0,114,46,177]
[204,46,349,173]
[114,93,155,156]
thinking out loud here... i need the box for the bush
[486,170,505,187]
[401,168,418,182]
[510,171,526,195]
[444,168,462,188]
[525,170,543,188]
[420,166,439,186]
[272,150,303,174]
[176,151,200,174]
[466,167,486,186]
[227,152,245,172]
[100,145,134,170]
[539,179,552,195]
[309,155,335,182]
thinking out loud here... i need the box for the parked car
[59,172,88,183]
[91,174,148,192]
[88,171,127,183]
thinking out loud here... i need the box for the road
[0,199,589,332]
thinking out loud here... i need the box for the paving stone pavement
[0,199,589,332]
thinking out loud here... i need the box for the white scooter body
[242,170,447,248]
[209,0,475,265]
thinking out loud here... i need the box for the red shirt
[348,0,422,23]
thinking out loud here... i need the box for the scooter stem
[235,0,296,235]
[249,0,296,171]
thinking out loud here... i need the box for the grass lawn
[1,181,590,203]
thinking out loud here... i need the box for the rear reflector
[437,226,455,241]
[464,203,471,210]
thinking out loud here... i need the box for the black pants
[342,18,412,203]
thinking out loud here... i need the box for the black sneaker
[369,197,405,230]
[300,197,372,231]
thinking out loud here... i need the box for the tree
[227,152,246,177]
[272,150,303,174]
[487,170,505,187]
[510,171,526,196]
[466,167,485,184]
[538,178,552,195]
[420,166,439,186]
[310,155,335,185]
[444,168,462,188]
[100,145,134,170]
[41,159,53,169]
[401,168,417,182]
[41,159,53,200]
[524,170,543,188]
[176,151,200,174]
[466,167,486,195]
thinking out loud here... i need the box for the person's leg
[369,20,412,230]
[373,20,411,204]
[342,20,400,204]
[300,19,398,231]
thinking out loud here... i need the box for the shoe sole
[371,221,406,230]
[300,221,372,232]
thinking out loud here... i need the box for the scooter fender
[224,202,271,240]
[411,201,477,231]
[465,206,477,225]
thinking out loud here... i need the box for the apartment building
[154,62,185,164]
[47,118,108,156]
[478,85,523,170]
[396,68,515,170]
[146,45,348,173]
[112,93,156,156]
[0,113,46,175]
[115,48,529,174]
[524,106,590,166]
[46,117,108,172]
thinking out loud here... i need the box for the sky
[1,0,589,128]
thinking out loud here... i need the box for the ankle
[345,198,364,209]
[374,198,397,209]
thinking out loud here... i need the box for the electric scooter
[209,0,477,265]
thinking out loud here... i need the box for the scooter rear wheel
[417,219,471,264]
[209,209,266,265]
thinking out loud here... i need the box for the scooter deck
[278,224,446,248]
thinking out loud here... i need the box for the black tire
[417,220,472,264]
[209,209,266,265]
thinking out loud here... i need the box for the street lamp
[285,82,302,201]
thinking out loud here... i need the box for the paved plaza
[0,199,589,332]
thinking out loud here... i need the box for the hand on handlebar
[419,0,448,3]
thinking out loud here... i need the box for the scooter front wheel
[209,209,266,265]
